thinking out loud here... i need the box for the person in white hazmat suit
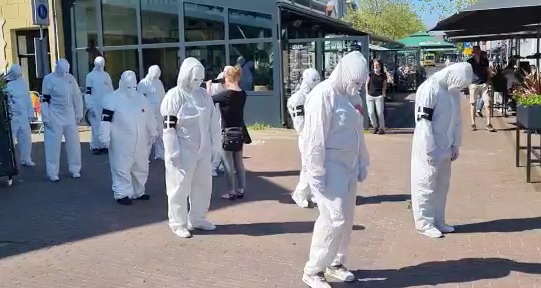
[137,65,166,160]
[287,68,321,208]
[100,70,158,205]
[41,58,84,182]
[301,51,370,287]
[161,57,222,239]
[5,64,36,166]
[85,56,114,155]
[411,62,473,238]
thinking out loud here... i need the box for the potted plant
[514,72,541,129]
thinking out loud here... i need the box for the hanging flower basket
[514,72,541,129]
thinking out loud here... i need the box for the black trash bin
[0,84,19,186]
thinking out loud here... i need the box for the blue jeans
[476,98,484,111]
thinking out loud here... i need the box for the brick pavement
[1,96,541,288]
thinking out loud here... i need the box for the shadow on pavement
[454,217,541,234]
[356,194,410,206]
[340,258,541,288]
[383,92,415,130]
[0,141,298,259]
[198,222,364,236]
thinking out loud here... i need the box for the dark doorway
[15,29,50,93]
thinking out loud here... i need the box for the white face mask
[189,66,205,90]
[345,80,362,97]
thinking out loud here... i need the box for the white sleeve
[99,92,116,144]
[84,74,93,109]
[143,96,158,138]
[71,75,84,119]
[452,97,462,148]
[414,85,438,158]
[161,89,182,160]
[208,93,222,155]
[105,74,114,94]
[303,90,333,194]
[40,76,52,123]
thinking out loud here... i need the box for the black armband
[41,94,51,103]
[416,106,434,121]
[101,109,114,122]
[86,87,92,94]
[293,105,304,117]
[163,115,178,129]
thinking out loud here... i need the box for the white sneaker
[21,161,35,167]
[302,272,331,288]
[188,221,216,231]
[173,228,192,238]
[326,265,356,282]
[49,176,60,182]
[72,173,81,179]
[437,224,455,233]
[419,227,443,238]
[292,193,310,208]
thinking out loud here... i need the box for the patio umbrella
[431,0,541,32]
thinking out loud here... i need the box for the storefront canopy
[398,32,455,49]
[431,0,541,32]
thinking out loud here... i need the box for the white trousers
[90,106,103,150]
[411,157,452,231]
[293,135,311,200]
[10,116,33,163]
[166,152,213,231]
[110,146,149,200]
[304,161,357,275]
[366,94,385,129]
[44,121,81,178]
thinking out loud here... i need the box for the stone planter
[516,104,541,129]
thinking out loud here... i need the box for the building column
[47,0,65,66]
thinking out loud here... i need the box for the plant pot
[516,104,541,129]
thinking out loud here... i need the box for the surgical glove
[358,166,368,183]
[75,117,83,124]
[102,141,110,149]
[451,146,460,161]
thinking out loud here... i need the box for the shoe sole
[302,275,330,288]
[325,270,356,283]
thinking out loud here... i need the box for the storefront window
[72,0,98,49]
[230,43,273,91]
[184,3,224,42]
[141,0,179,44]
[229,9,272,40]
[103,50,140,89]
[185,46,226,80]
[74,50,91,90]
[101,0,138,46]
[142,48,180,90]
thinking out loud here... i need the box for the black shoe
[372,127,379,134]
[92,149,101,155]
[486,124,496,132]
[135,194,150,200]
[377,129,385,135]
[476,110,483,117]
[100,148,108,154]
[116,197,132,205]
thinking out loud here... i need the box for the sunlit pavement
[1,94,541,287]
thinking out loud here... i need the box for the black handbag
[222,127,244,152]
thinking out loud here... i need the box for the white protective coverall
[5,64,35,166]
[302,51,370,287]
[161,57,222,238]
[100,71,157,203]
[85,56,114,152]
[41,58,84,181]
[206,70,227,175]
[411,62,473,238]
[286,68,321,208]
[137,65,166,160]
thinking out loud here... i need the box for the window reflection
[229,9,272,40]
[103,50,139,89]
[184,3,224,42]
[75,50,91,88]
[142,48,179,90]
[72,0,97,48]
[141,0,179,44]
[230,43,273,91]
[185,46,226,80]
[101,0,137,46]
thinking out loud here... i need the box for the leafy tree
[417,0,478,19]
[343,0,425,40]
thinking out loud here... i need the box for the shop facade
[62,0,372,125]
